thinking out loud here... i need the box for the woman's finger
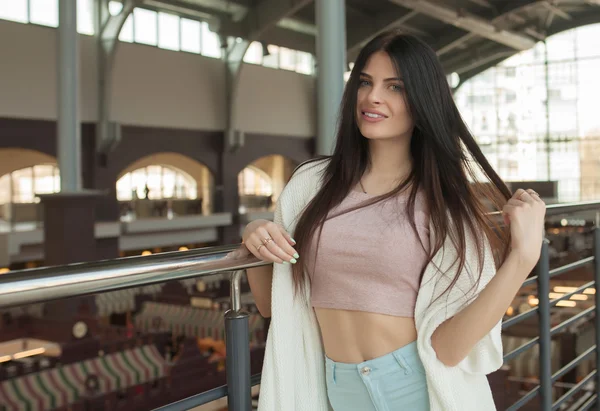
[512,188,525,200]
[257,226,295,263]
[273,225,298,258]
[507,198,525,207]
[526,189,543,202]
[266,225,298,262]
[258,243,284,264]
[246,233,267,260]
[502,203,523,224]
[278,226,296,246]
[517,190,536,205]
[249,232,283,263]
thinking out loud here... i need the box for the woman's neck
[361,137,413,195]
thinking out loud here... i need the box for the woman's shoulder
[278,156,329,194]
[283,157,331,192]
[275,157,330,225]
[291,157,331,179]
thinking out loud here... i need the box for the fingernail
[293,253,299,259]
[291,238,296,244]
[283,261,290,265]
[290,258,297,264]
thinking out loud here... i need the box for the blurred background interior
[0,0,600,410]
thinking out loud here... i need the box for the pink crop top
[306,190,430,317]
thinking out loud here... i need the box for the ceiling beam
[443,46,513,75]
[346,11,419,61]
[277,17,317,36]
[143,0,229,27]
[218,0,312,41]
[388,0,536,50]
[221,3,421,60]
[542,2,572,21]
[170,0,248,21]
[467,0,494,8]
[153,0,315,39]
[434,0,544,57]
[435,30,475,55]
[258,26,316,54]
[451,7,600,85]
[144,0,228,20]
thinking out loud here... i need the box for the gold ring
[262,237,273,245]
[256,244,264,252]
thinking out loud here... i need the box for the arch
[240,149,306,176]
[0,163,60,225]
[117,152,213,183]
[0,149,57,178]
[239,165,273,197]
[116,152,214,216]
[238,154,299,211]
[117,165,198,201]
[106,128,221,181]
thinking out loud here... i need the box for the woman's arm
[431,188,546,367]
[431,250,532,366]
[242,219,298,319]
[247,265,274,318]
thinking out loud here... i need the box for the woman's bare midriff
[314,307,418,363]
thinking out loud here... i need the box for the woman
[239,31,546,410]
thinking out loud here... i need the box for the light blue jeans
[325,341,430,411]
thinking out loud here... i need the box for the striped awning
[0,303,45,320]
[95,284,163,317]
[0,345,166,411]
[134,302,263,343]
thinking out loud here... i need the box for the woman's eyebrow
[360,72,403,82]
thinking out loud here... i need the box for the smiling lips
[361,109,388,122]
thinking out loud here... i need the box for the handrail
[0,200,598,310]
[0,244,268,309]
[0,200,598,411]
[487,200,600,218]
[545,200,600,216]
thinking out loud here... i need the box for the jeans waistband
[325,340,419,370]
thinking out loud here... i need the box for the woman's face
[356,51,414,141]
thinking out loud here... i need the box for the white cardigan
[257,159,504,411]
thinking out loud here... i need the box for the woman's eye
[390,84,403,92]
[359,80,370,87]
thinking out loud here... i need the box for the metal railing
[503,201,600,411]
[0,244,270,411]
[0,200,599,410]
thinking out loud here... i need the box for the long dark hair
[291,31,511,300]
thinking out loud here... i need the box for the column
[58,0,81,191]
[315,0,347,156]
[41,1,115,267]
[215,151,242,245]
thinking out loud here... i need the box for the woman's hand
[242,219,299,264]
[502,188,547,271]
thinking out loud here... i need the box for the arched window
[455,23,600,202]
[238,166,273,196]
[0,165,60,204]
[117,165,197,201]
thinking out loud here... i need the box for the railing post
[538,239,552,410]
[594,225,600,402]
[225,270,251,411]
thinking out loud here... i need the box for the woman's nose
[366,87,382,104]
